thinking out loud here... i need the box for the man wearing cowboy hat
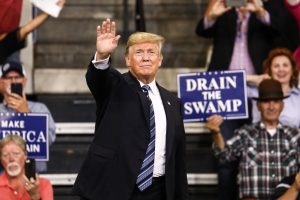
[206,79,300,199]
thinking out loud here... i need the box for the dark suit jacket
[195,1,299,74]
[73,62,188,200]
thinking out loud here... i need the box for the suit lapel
[123,72,150,131]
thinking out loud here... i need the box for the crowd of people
[196,0,300,199]
[0,0,65,199]
[0,0,299,199]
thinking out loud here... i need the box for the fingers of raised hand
[100,19,111,34]
[106,19,111,33]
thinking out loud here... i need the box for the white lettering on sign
[1,120,25,128]
[184,99,242,115]
[186,76,237,91]
[26,144,40,153]
[1,130,46,142]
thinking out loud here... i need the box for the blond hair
[125,32,165,55]
[0,135,26,157]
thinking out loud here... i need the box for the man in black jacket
[73,18,188,200]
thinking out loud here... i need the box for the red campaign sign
[0,0,23,34]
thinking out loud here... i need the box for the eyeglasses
[1,151,23,159]
[3,76,23,81]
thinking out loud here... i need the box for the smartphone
[25,159,36,180]
[225,0,247,7]
[10,83,23,97]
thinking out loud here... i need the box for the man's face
[1,142,26,177]
[1,71,26,95]
[257,99,283,125]
[125,42,163,84]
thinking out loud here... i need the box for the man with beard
[0,134,53,200]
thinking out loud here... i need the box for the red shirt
[0,172,53,200]
[0,0,22,34]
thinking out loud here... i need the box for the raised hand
[241,0,265,17]
[96,18,121,60]
[206,0,231,21]
[206,114,225,149]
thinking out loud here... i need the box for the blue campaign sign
[0,113,49,161]
[177,70,248,122]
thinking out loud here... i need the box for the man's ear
[125,55,131,68]
[23,77,27,87]
[158,55,163,68]
[280,101,284,112]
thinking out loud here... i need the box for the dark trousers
[217,113,251,200]
[130,176,166,200]
[80,176,166,200]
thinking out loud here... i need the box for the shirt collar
[259,121,283,130]
[290,86,300,95]
[138,80,158,96]
[0,172,10,187]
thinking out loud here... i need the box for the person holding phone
[0,61,56,173]
[0,134,53,200]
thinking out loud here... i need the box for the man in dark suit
[72,18,188,200]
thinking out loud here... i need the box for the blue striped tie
[136,85,156,191]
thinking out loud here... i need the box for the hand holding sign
[206,114,223,134]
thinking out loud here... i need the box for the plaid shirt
[213,122,300,199]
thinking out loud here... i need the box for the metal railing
[55,122,209,135]
[40,173,218,186]
[51,122,216,186]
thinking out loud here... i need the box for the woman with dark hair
[247,47,300,128]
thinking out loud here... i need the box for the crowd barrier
[55,122,209,135]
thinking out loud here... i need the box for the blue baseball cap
[0,61,26,78]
